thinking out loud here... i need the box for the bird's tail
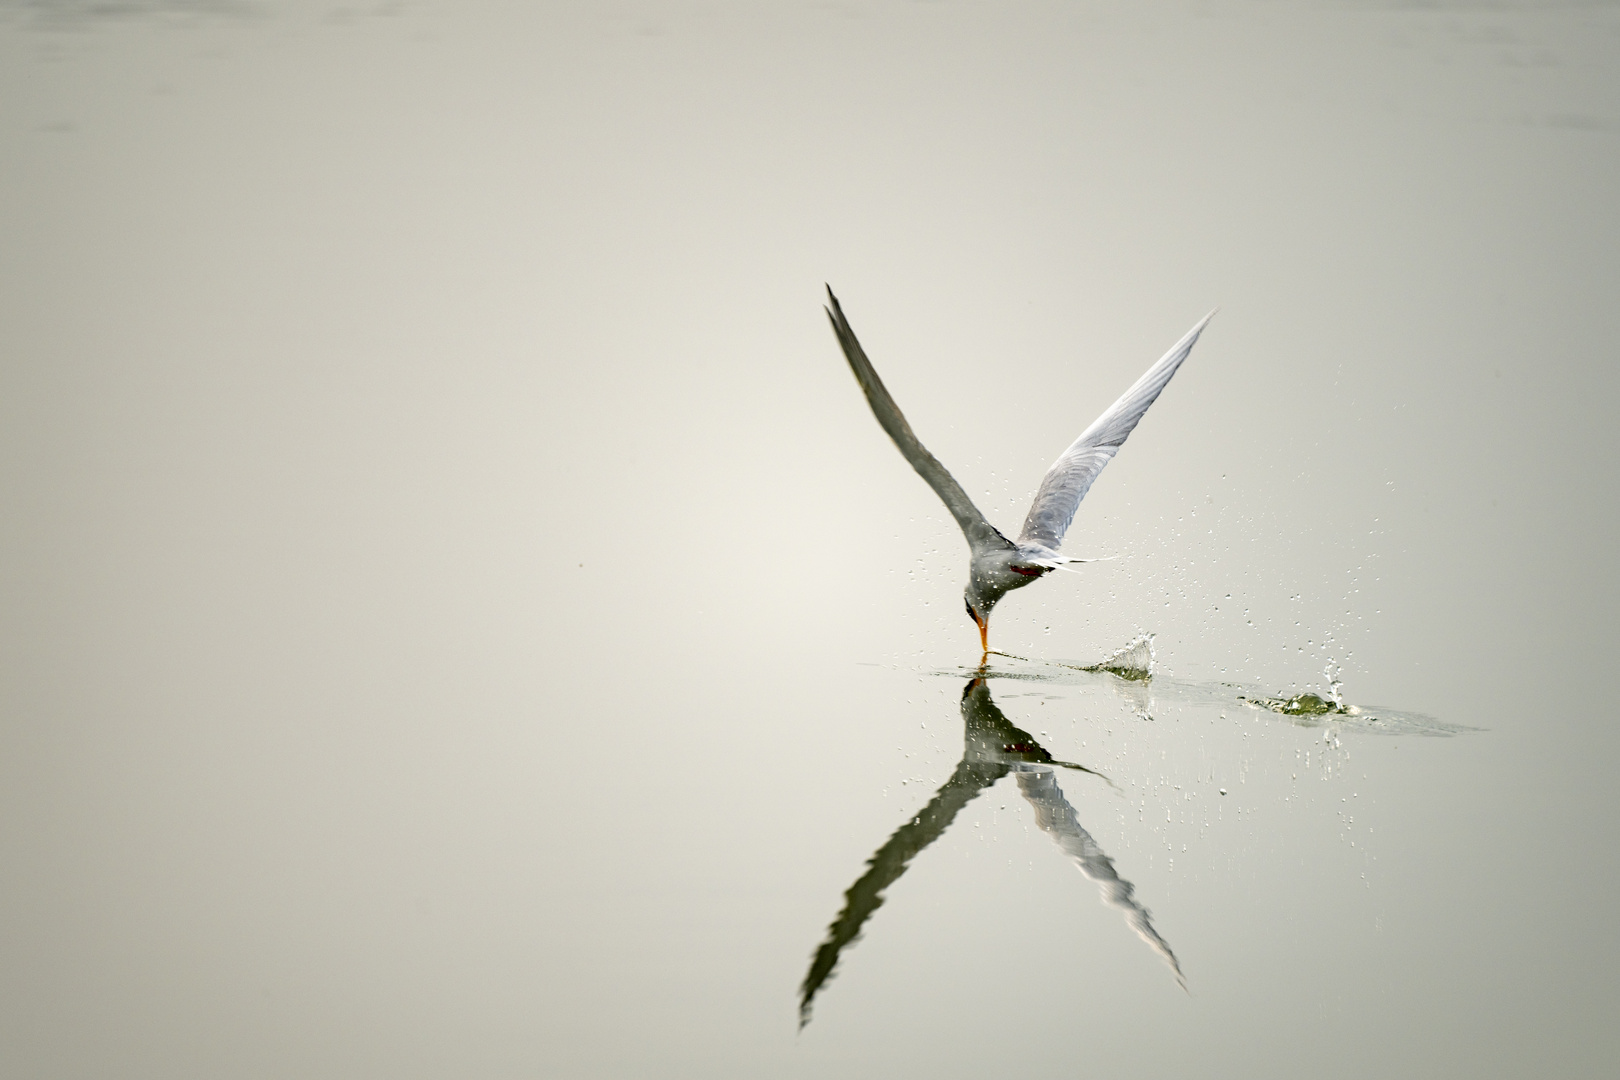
[1034,554,1118,574]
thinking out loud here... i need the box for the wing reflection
[1013,768,1184,989]
[800,677,1181,1027]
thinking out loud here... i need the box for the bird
[824,287,1214,654]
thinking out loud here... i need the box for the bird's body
[824,288,1214,653]
[965,542,1061,619]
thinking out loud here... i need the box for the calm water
[2,2,1617,1076]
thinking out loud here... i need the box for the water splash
[1245,660,1352,717]
[931,652,1460,737]
[1245,691,1345,717]
[1323,658,1344,708]
[1082,633,1155,681]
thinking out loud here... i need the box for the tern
[825,288,1214,654]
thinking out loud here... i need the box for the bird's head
[963,586,1001,655]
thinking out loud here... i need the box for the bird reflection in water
[800,676,1182,1028]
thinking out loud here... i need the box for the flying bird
[825,288,1214,654]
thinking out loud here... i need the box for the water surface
[1,1,1616,1076]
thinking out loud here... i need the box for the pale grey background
[1,1,1616,1077]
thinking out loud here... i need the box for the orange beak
[974,612,989,655]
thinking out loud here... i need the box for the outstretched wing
[825,288,1012,556]
[1019,311,1216,550]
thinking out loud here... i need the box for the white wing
[1019,311,1216,549]
[825,288,1012,556]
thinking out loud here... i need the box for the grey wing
[826,288,1012,556]
[1018,311,1216,549]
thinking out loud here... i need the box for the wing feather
[1019,311,1215,549]
[825,288,1011,555]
